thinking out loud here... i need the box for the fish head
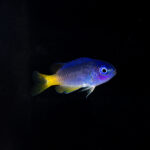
[92,61,117,85]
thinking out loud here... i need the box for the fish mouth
[105,71,116,82]
[113,70,117,76]
[110,69,117,78]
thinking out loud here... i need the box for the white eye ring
[99,67,108,74]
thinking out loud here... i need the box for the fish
[32,57,116,97]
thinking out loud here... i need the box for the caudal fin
[31,71,59,96]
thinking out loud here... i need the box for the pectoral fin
[55,86,81,94]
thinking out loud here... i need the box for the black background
[0,1,148,150]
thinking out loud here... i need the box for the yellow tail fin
[32,71,60,96]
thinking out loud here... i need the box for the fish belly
[57,70,91,87]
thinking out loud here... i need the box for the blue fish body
[56,57,116,97]
[32,57,116,97]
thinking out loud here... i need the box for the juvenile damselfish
[32,57,116,97]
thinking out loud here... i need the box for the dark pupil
[102,68,107,73]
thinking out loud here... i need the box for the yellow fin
[55,86,81,94]
[32,71,60,96]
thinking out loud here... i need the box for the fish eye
[99,67,108,74]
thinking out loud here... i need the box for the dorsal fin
[50,63,65,73]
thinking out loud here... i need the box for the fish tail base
[31,71,59,96]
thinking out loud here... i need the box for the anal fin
[55,86,81,94]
